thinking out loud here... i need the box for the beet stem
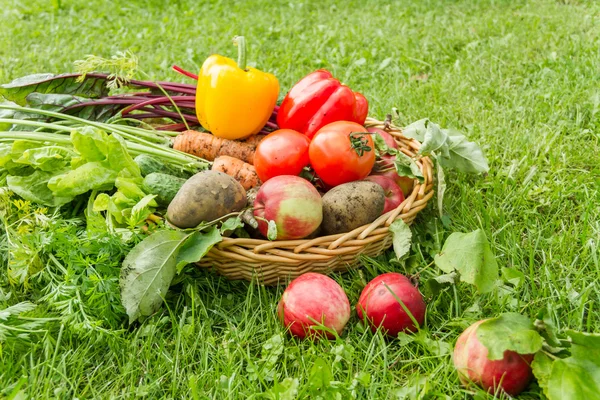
[121,96,195,115]
[172,65,199,80]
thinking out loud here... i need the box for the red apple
[368,127,399,149]
[453,320,534,396]
[363,175,405,214]
[277,273,351,339]
[371,161,415,197]
[253,175,322,240]
[356,273,426,336]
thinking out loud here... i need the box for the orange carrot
[240,134,266,147]
[173,130,257,164]
[211,155,261,190]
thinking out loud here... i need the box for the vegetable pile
[1,36,597,399]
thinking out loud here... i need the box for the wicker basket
[196,117,435,284]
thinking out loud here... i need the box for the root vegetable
[173,130,257,164]
[211,155,261,190]
[167,170,246,228]
[320,181,385,235]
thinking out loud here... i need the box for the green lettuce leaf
[7,170,72,206]
[12,145,75,171]
[70,127,110,162]
[48,161,117,198]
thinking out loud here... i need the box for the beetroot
[356,272,426,336]
[453,320,534,396]
[277,273,351,339]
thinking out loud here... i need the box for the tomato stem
[349,132,372,157]
[233,36,247,71]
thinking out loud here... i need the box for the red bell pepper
[276,70,368,139]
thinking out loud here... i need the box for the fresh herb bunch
[0,189,141,344]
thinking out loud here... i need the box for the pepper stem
[233,36,247,71]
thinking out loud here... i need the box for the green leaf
[434,229,499,293]
[248,333,285,382]
[0,143,12,166]
[372,132,388,154]
[46,128,141,200]
[120,229,191,323]
[388,219,412,259]
[402,119,428,142]
[545,332,600,399]
[423,272,458,296]
[26,92,123,122]
[127,194,158,228]
[394,375,428,400]
[8,140,42,159]
[264,378,300,400]
[439,131,489,174]
[220,216,244,235]
[85,191,108,233]
[307,357,334,394]
[532,352,554,397]
[0,302,39,343]
[26,92,87,111]
[0,101,18,130]
[436,161,446,218]
[476,313,544,360]
[175,227,222,273]
[566,330,600,349]
[501,267,525,287]
[115,176,146,199]
[7,170,72,206]
[412,330,451,356]
[419,121,450,157]
[0,302,36,321]
[13,145,75,171]
[70,127,110,162]
[534,309,562,348]
[372,133,423,181]
[393,151,424,182]
[106,133,141,178]
[0,73,110,106]
[402,119,489,174]
[48,161,117,198]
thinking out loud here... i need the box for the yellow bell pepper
[195,36,279,140]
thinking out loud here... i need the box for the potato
[321,181,385,235]
[167,170,247,229]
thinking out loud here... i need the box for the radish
[277,273,350,339]
[453,320,534,396]
[356,272,426,336]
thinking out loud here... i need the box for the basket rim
[214,116,435,254]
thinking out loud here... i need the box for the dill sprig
[73,50,139,89]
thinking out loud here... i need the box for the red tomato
[308,121,376,187]
[254,129,311,182]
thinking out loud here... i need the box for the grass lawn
[1,0,599,398]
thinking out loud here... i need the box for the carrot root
[211,155,261,190]
[173,130,259,164]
